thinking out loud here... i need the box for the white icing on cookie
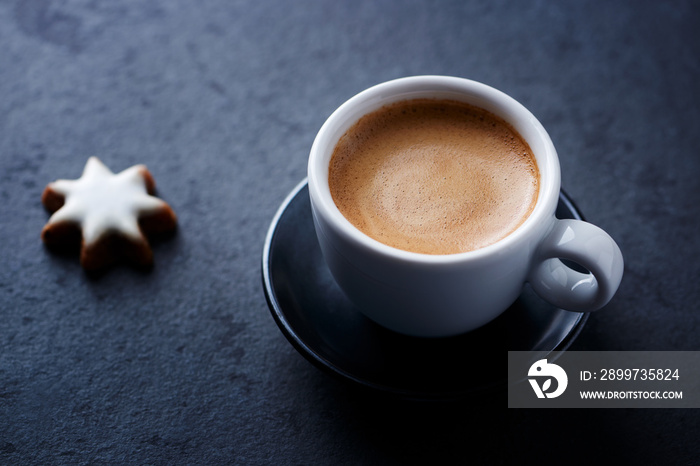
[45,157,171,246]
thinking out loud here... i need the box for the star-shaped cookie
[41,157,177,272]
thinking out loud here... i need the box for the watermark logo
[528,359,568,399]
[510,352,696,408]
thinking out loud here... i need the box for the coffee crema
[328,99,540,255]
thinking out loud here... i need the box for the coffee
[328,99,539,255]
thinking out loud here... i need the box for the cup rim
[308,75,561,264]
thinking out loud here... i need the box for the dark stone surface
[0,0,698,464]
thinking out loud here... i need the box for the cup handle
[528,219,624,312]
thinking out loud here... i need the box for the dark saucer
[262,180,588,400]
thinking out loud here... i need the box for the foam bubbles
[329,99,539,255]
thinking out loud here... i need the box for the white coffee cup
[308,76,623,337]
